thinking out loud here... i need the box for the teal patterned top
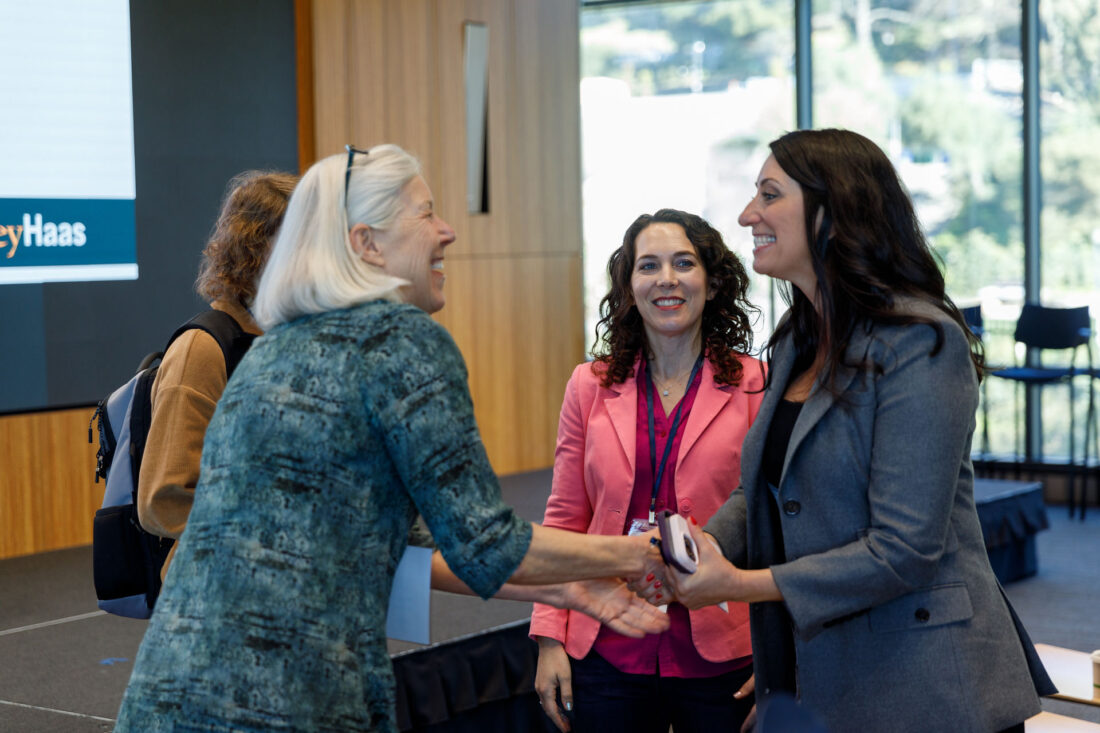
[115,300,533,732]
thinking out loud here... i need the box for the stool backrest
[1013,304,1090,351]
[961,305,984,338]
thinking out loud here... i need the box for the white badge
[627,518,655,537]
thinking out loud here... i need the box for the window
[580,0,794,353]
[812,0,1023,457]
[580,0,1097,462]
[1032,2,1100,460]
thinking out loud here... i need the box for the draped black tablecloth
[393,619,546,732]
[973,478,1048,583]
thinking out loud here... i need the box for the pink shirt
[591,361,748,678]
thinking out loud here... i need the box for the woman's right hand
[664,522,741,609]
[534,637,573,732]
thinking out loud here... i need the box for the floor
[1,471,1098,731]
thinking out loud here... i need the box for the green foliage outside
[581,0,1100,460]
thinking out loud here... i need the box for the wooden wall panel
[0,408,101,559]
[310,0,352,157]
[436,255,584,472]
[309,0,585,474]
[511,0,582,256]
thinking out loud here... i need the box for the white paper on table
[385,545,433,644]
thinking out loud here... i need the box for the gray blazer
[707,301,1054,733]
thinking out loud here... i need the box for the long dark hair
[763,128,983,392]
[594,208,757,387]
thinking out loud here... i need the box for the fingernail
[653,580,661,588]
[733,691,744,698]
[656,593,662,600]
[646,573,654,581]
[690,516,698,525]
[565,702,573,711]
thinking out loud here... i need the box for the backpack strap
[128,310,256,505]
[166,309,256,377]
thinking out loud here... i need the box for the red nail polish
[656,593,662,600]
[654,580,662,588]
[646,573,654,582]
[690,516,698,525]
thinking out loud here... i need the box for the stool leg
[982,382,991,458]
[1014,382,1023,480]
[1069,379,1078,519]
[1086,373,1096,520]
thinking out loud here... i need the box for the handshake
[625,511,728,614]
[560,512,733,641]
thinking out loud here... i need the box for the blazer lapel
[678,358,731,465]
[781,328,871,481]
[604,362,639,480]
[740,339,796,494]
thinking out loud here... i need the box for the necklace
[652,364,694,397]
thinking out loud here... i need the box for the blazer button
[915,608,931,622]
[782,500,801,516]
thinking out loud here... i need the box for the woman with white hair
[114,145,666,732]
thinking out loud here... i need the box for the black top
[763,398,804,488]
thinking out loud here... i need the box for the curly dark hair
[763,128,984,392]
[593,208,757,388]
[195,170,298,305]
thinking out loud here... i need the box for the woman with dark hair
[138,170,298,579]
[531,209,764,732]
[639,129,1054,733]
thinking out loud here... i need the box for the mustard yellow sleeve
[137,330,227,549]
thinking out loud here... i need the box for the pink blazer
[530,354,765,662]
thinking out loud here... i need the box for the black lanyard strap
[645,352,705,524]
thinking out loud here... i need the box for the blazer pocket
[868,582,973,633]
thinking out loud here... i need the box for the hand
[560,577,670,637]
[735,675,756,733]
[534,638,573,732]
[664,520,739,610]
[625,530,673,606]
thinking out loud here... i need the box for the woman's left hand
[735,674,756,733]
[561,578,670,636]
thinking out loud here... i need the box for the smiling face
[367,176,456,313]
[738,154,816,299]
[630,222,712,346]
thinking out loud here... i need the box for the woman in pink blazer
[531,209,765,733]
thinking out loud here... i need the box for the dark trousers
[567,650,754,733]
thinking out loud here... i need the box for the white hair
[252,144,422,329]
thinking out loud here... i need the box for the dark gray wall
[1,0,298,414]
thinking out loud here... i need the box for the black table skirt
[393,620,546,732]
[973,478,1048,584]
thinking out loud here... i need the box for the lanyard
[644,352,704,525]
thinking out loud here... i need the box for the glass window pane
[1039,3,1100,462]
[812,0,1023,458]
[580,0,795,354]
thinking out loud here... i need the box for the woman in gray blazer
[641,129,1054,733]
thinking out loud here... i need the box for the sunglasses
[344,144,370,201]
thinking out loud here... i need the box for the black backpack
[89,310,255,618]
